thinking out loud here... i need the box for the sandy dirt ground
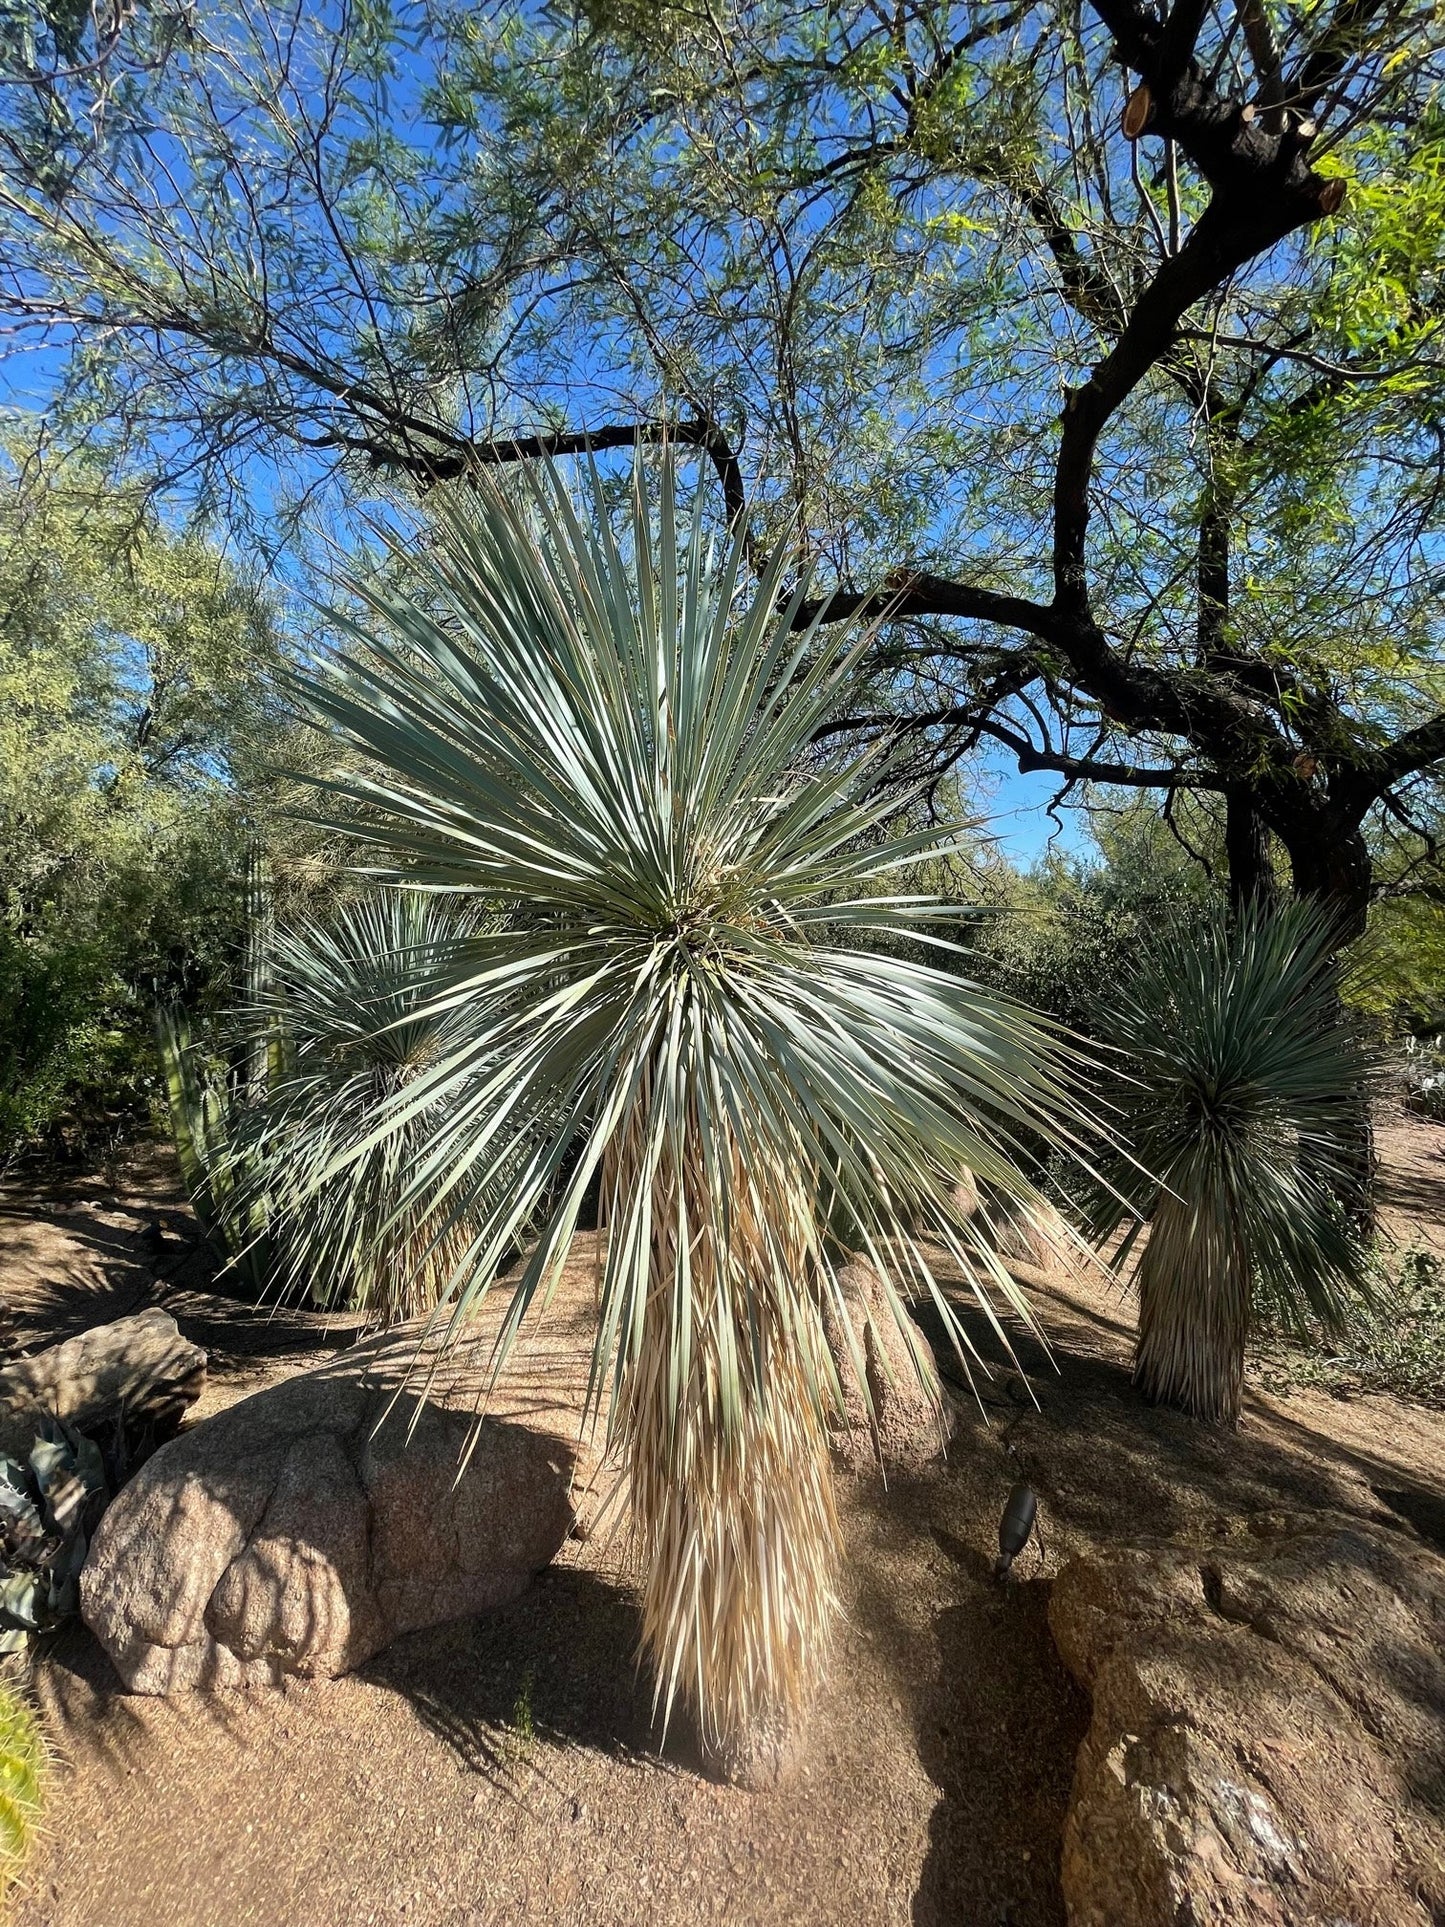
[4,1109,1445,1927]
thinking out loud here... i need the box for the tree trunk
[1281,815,1373,947]
[1273,808,1377,1231]
[1331,1088,1378,1236]
[1224,787,1276,913]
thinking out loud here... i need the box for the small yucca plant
[1089,898,1372,1425]
[252,892,489,1326]
[293,455,1096,1771]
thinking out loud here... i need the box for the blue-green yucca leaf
[286,451,1103,1753]
[245,889,527,1326]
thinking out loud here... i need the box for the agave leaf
[0,1574,45,1635]
[27,1438,73,1518]
[0,1472,43,1563]
[30,1423,103,1537]
[46,1551,82,1620]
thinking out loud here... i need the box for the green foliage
[0,928,149,1169]
[0,1684,45,1902]
[154,1007,273,1294]
[1089,899,1374,1424]
[0,444,291,1162]
[507,1666,536,1759]
[290,453,1097,1757]
[158,891,514,1323]
[0,0,1438,950]
[0,0,1437,955]
[1349,892,1445,1037]
[970,801,1220,1037]
[1403,1040,1445,1122]
[1255,1244,1445,1407]
[1313,107,1445,360]
[0,1418,107,1651]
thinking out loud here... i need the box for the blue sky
[977,754,1092,865]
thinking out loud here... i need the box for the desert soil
[4,1109,1445,1927]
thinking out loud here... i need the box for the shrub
[968,804,1218,1039]
[1401,1037,1445,1123]
[1254,1244,1445,1406]
[0,930,155,1170]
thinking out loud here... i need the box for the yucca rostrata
[1089,899,1372,1425]
[252,891,492,1326]
[293,455,1095,1774]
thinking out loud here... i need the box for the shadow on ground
[366,1563,666,1780]
[36,1616,263,1781]
[888,1268,1445,1924]
[0,1142,365,1384]
[1376,1106,1445,1236]
[14,1132,1445,1927]
[912,1559,1083,1927]
[919,1276,1418,1541]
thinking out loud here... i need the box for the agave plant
[254,891,494,1325]
[292,455,1096,1770]
[0,1419,107,1652]
[1089,898,1372,1425]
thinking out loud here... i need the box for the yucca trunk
[1133,1193,1252,1425]
[609,1097,839,1780]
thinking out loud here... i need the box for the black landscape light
[993,1481,1038,1582]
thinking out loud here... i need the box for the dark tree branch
[17,268,754,529]
[315,414,749,527]
[814,702,1222,789]
[1176,325,1445,382]
[968,713,1226,787]
[1356,711,1445,796]
[792,569,1058,639]
[1238,0,1287,125]
[976,164,1130,333]
[1053,196,1337,631]
[1289,0,1394,108]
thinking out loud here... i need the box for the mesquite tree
[0,0,1440,934]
